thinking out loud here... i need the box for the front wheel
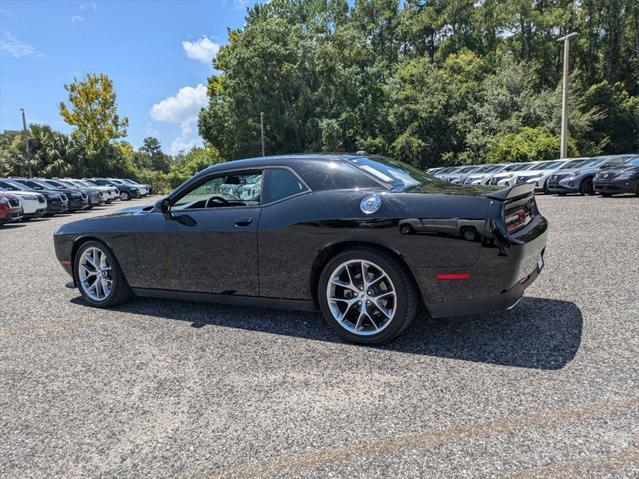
[74,241,132,308]
[580,178,595,196]
[120,191,131,201]
[318,249,419,345]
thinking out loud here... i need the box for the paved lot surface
[1,194,638,478]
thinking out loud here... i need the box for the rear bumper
[428,255,543,318]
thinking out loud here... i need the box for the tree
[59,73,128,155]
[138,137,171,173]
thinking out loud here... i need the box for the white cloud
[182,36,220,64]
[150,84,208,124]
[0,32,36,57]
[150,84,208,155]
[80,2,97,11]
[71,15,85,23]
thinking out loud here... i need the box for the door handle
[234,217,253,227]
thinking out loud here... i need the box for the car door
[158,169,263,296]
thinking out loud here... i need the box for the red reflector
[436,273,469,280]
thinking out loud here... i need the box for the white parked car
[0,187,47,220]
[490,162,536,186]
[510,159,570,193]
[463,164,507,185]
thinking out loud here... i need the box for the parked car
[511,159,568,193]
[435,166,468,182]
[594,155,639,196]
[54,153,548,345]
[0,186,46,220]
[0,178,69,215]
[90,178,140,201]
[431,166,457,179]
[48,179,105,207]
[65,179,118,203]
[547,154,636,195]
[0,192,23,226]
[121,178,153,195]
[84,179,120,200]
[463,164,506,185]
[492,162,536,186]
[108,178,147,197]
[14,178,89,211]
[447,165,484,184]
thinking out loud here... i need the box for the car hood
[598,166,639,174]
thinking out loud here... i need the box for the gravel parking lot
[1,194,638,478]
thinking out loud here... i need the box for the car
[90,178,140,201]
[435,166,467,182]
[10,178,88,211]
[0,192,23,226]
[463,164,506,185]
[53,153,548,345]
[0,186,46,220]
[511,159,569,193]
[446,165,484,183]
[491,162,536,186]
[121,178,153,195]
[593,155,639,196]
[547,154,636,195]
[65,179,118,203]
[108,178,147,197]
[0,178,69,215]
[48,179,105,207]
[431,166,457,179]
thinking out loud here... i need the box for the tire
[74,240,132,308]
[543,180,550,194]
[317,248,419,345]
[580,178,595,196]
[460,227,478,242]
[399,224,415,235]
[120,191,131,201]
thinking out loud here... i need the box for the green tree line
[200,0,639,168]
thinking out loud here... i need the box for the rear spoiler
[484,183,534,201]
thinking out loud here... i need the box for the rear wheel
[74,241,132,308]
[580,178,595,196]
[318,248,419,345]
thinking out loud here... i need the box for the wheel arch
[309,240,423,310]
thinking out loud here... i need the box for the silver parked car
[547,154,636,195]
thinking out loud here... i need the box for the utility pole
[20,108,33,178]
[260,111,265,157]
[558,32,578,159]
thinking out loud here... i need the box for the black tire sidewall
[317,248,416,345]
[74,240,125,308]
[121,191,131,201]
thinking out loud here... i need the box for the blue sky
[0,0,256,155]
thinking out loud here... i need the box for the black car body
[91,178,140,201]
[593,156,639,196]
[0,178,69,214]
[54,154,548,344]
[12,178,88,211]
[122,178,153,195]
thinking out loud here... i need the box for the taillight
[504,209,528,232]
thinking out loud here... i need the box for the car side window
[172,170,263,211]
[262,168,308,204]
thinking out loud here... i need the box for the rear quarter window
[296,160,380,191]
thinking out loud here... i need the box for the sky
[0,0,257,155]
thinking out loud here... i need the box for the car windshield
[42,180,67,189]
[346,156,438,191]
[624,157,639,166]
[537,160,564,170]
[508,163,534,171]
[559,159,588,170]
[482,165,503,173]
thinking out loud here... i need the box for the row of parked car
[0,177,153,227]
[427,154,639,197]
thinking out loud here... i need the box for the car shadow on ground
[90,295,582,370]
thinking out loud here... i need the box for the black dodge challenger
[54,154,548,344]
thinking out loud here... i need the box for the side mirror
[159,198,172,219]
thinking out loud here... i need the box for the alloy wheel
[326,259,397,336]
[78,246,113,301]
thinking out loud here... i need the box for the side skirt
[131,288,317,312]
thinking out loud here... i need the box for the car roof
[199,153,368,175]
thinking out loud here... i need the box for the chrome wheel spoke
[327,259,396,337]
[79,247,113,302]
